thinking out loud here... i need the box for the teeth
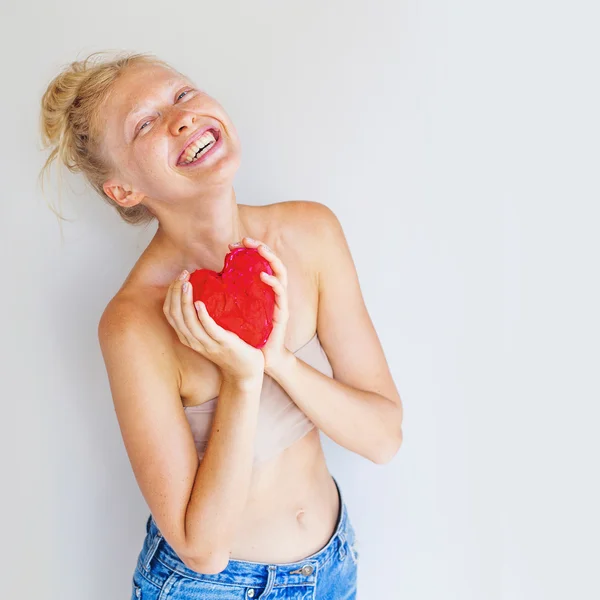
[180,130,216,164]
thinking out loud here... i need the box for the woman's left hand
[228,237,292,375]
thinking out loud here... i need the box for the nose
[170,110,196,136]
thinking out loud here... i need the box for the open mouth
[177,128,221,166]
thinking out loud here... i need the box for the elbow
[180,541,231,574]
[180,523,231,574]
[372,428,403,465]
[371,396,403,465]
[183,552,230,575]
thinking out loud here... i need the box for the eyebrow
[124,78,185,129]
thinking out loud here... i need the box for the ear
[103,179,145,208]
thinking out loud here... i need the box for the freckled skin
[101,62,344,566]
[100,62,242,220]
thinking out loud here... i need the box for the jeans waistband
[141,475,351,587]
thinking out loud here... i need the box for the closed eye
[136,88,195,135]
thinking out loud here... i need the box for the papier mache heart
[188,247,276,348]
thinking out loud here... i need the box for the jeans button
[301,564,314,576]
[247,589,255,597]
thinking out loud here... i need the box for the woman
[39,51,403,599]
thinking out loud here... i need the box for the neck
[152,185,251,273]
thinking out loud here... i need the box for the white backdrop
[1,1,598,598]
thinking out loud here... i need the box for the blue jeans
[131,476,359,599]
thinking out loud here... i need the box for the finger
[164,289,189,346]
[241,236,262,247]
[165,285,191,346]
[180,281,213,348]
[229,237,258,249]
[260,271,285,297]
[169,270,188,317]
[260,272,288,323]
[170,275,198,346]
[258,244,288,287]
[163,281,177,328]
[194,300,232,345]
[169,274,186,321]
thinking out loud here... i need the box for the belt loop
[143,527,163,573]
[256,565,277,598]
[337,531,347,560]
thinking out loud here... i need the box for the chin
[198,147,241,183]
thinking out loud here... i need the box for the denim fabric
[131,476,359,599]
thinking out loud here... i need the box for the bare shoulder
[268,199,338,235]
[97,292,180,386]
[98,288,162,337]
[261,200,340,269]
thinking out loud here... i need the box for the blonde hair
[39,50,181,228]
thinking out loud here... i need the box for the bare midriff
[117,202,340,564]
[226,428,341,563]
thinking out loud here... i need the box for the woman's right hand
[163,269,265,385]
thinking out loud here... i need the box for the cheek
[134,138,170,172]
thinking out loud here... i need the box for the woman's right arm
[97,297,263,574]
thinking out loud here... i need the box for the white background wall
[1,1,598,598]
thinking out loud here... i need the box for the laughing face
[100,62,241,212]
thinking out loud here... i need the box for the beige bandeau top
[183,332,333,468]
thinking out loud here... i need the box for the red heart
[188,247,276,348]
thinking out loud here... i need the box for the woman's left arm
[246,202,403,465]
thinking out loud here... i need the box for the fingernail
[178,270,188,280]
[246,237,257,243]
[182,282,189,293]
